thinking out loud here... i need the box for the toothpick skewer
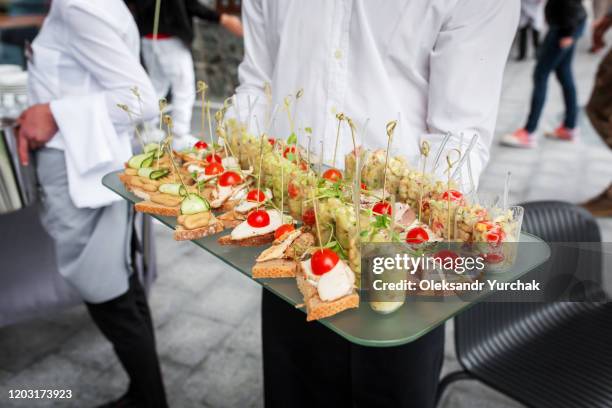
[118,103,145,152]
[281,156,285,219]
[418,140,430,223]
[444,149,461,241]
[293,89,304,138]
[131,87,149,136]
[156,99,167,169]
[152,0,161,41]
[432,131,452,173]
[332,113,345,169]
[382,120,397,198]
[307,132,312,166]
[163,115,188,191]
[451,134,479,180]
[265,104,280,136]
[206,101,217,156]
[158,98,167,132]
[311,188,324,249]
[254,116,265,194]
[466,153,477,203]
[197,81,209,146]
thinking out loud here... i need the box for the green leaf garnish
[287,132,297,145]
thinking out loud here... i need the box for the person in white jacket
[17,1,167,407]
[233,0,519,407]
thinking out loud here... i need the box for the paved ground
[1,29,611,408]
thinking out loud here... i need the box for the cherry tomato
[441,190,463,202]
[246,189,266,203]
[205,153,223,164]
[310,248,340,276]
[274,223,295,240]
[204,162,224,176]
[194,140,208,150]
[486,230,504,244]
[302,208,316,226]
[288,182,300,199]
[218,171,242,187]
[299,161,309,171]
[322,168,343,182]
[284,146,297,160]
[372,201,392,216]
[247,209,270,228]
[406,227,430,244]
[268,138,276,146]
[360,183,368,191]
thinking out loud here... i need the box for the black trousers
[262,290,445,408]
[86,274,168,408]
[517,25,541,61]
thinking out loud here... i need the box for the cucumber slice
[150,168,170,180]
[141,155,155,168]
[159,183,187,196]
[137,168,155,178]
[128,152,154,169]
[180,194,211,215]
[144,143,165,159]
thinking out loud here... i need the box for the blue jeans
[525,21,586,132]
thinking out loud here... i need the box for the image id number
[8,389,72,399]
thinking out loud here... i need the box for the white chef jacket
[28,0,157,208]
[234,0,520,185]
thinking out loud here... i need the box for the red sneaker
[500,128,536,148]
[546,126,577,141]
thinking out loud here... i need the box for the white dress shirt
[234,0,520,185]
[28,0,156,208]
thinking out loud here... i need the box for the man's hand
[220,13,243,37]
[559,36,574,49]
[17,103,58,165]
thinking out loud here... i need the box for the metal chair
[437,201,612,408]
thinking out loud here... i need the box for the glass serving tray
[103,171,551,347]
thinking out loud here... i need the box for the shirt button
[334,49,343,59]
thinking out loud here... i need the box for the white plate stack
[0,65,28,120]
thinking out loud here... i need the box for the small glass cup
[481,205,524,272]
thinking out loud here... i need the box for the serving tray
[103,171,551,347]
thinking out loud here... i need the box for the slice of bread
[252,259,298,278]
[295,273,359,321]
[218,231,275,247]
[174,220,224,241]
[135,201,180,217]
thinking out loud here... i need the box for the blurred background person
[16,0,167,406]
[502,0,587,148]
[517,0,545,61]
[0,0,47,66]
[128,0,243,150]
[591,0,610,51]
[582,3,612,216]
